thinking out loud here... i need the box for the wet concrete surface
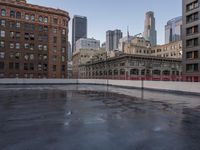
[0,85,200,150]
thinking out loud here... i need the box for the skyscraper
[68,42,72,61]
[106,29,122,51]
[165,16,182,44]
[143,11,157,46]
[72,15,87,53]
[182,0,200,82]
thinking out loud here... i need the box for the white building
[75,38,100,52]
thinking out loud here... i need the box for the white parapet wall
[0,79,77,84]
[144,81,200,94]
[0,79,199,94]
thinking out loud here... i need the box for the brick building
[0,0,70,78]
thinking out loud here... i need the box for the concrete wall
[0,79,199,94]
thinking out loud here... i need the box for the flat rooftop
[0,85,200,150]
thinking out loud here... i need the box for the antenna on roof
[127,26,130,43]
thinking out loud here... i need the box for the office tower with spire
[72,15,87,53]
[143,11,157,46]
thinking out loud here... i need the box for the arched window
[31,15,35,21]
[10,10,15,18]
[153,70,161,75]
[141,69,145,75]
[1,9,6,16]
[114,70,118,76]
[120,69,125,75]
[108,70,112,75]
[146,69,151,76]
[130,69,139,75]
[163,70,170,76]
[44,17,48,23]
[39,16,43,22]
[16,12,21,19]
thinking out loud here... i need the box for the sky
[29,0,182,45]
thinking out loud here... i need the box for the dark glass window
[10,11,15,18]
[0,62,4,70]
[16,12,21,19]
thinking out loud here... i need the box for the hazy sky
[29,0,182,45]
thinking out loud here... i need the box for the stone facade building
[79,54,182,81]
[123,37,151,55]
[151,41,182,58]
[72,49,106,78]
[0,0,70,78]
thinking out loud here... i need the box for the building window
[16,22,20,28]
[30,44,34,50]
[44,17,48,23]
[186,0,199,11]
[0,41,5,48]
[43,55,47,61]
[186,12,199,23]
[62,29,66,35]
[10,11,15,18]
[15,53,20,59]
[186,25,199,35]
[62,47,66,53]
[24,43,30,49]
[16,12,21,19]
[16,32,21,39]
[186,51,199,59]
[0,62,4,70]
[43,45,47,51]
[62,56,65,62]
[16,43,20,49]
[15,63,19,70]
[0,30,5,37]
[29,54,34,60]
[39,16,43,22]
[186,63,199,72]
[30,33,35,40]
[0,52,5,59]
[9,62,14,69]
[38,45,43,50]
[1,9,6,16]
[10,43,14,49]
[30,63,34,71]
[62,65,65,71]
[25,14,30,20]
[31,15,35,21]
[24,63,28,70]
[0,20,5,26]
[10,31,15,38]
[38,25,43,32]
[38,64,42,71]
[24,54,29,60]
[52,55,57,62]
[53,28,57,34]
[53,18,58,24]
[186,38,199,47]
[44,26,48,32]
[9,53,14,59]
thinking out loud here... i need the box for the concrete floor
[0,85,200,150]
